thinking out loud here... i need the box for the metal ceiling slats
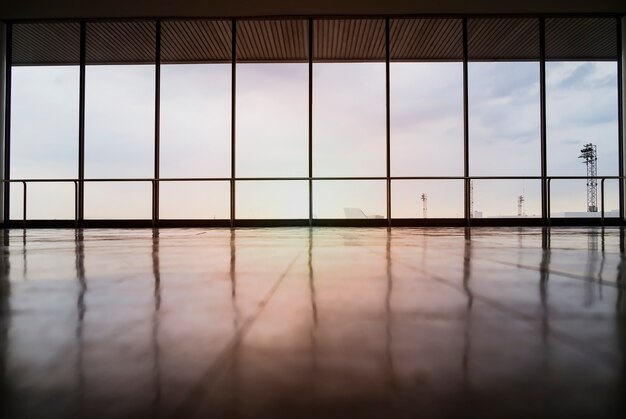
[266,21,279,58]
[237,20,307,62]
[268,21,281,58]
[181,22,205,60]
[86,21,156,64]
[446,20,464,57]
[392,19,411,57]
[468,18,540,60]
[429,20,450,58]
[213,21,232,58]
[313,19,384,62]
[116,24,143,60]
[10,17,620,66]
[161,20,230,63]
[12,23,80,65]
[546,18,617,60]
[390,19,462,61]
[187,22,210,59]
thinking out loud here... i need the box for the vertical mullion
[540,17,548,223]
[231,19,236,227]
[462,17,470,225]
[385,18,391,227]
[153,20,161,226]
[78,22,86,223]
[3,23,11,223]
[308,18,313,226]
[618,17,624,221]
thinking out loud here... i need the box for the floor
[0,227,625,419]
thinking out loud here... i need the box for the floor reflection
[0,227,625,418]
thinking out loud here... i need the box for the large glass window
[233,20,309,219]
[84,21,156,219]
[313,19,386,178]
[236,20,308,178]
[468,18,541,218]
[159,20,231,219]
[312,19,385,219]
[390,18,463,218]
[546,18,619,217]
[6,17,623,224]
[9,23,80,220]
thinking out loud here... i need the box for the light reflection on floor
[0,227,625,418]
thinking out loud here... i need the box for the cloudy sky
[8,59,619,220]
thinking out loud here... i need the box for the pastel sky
[8,59,620,220]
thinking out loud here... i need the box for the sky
[8,59,620,220]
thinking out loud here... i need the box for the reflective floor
[0,227,625,419]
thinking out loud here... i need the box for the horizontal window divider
[3,218,624,230]
[3,176,625,183]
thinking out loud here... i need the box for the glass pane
[391,63,463,176]
[549,179,618,217]
[236,64,308,177]
[313,63,385,177]
[10,183,75,220]
[159,181,230,219]
[160,64,231,178]
[546,62,618,177]
[84,182,151,219]
[313,181,386,219]
[10,66,79,180]
[392,180,463,218]
[8,184,24,220]
[236,181,308,219]
[85,65,155,179]
[469,62,540,176]
[471,180,541,218]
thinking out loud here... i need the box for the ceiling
[10,17,619,65]
[1,0,625,21]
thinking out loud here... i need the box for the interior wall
[0,23,5,223]
[0,0,625,21]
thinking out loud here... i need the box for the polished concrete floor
[0,227,625,419]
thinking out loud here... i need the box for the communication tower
[579,143,598,212]
[421,193,428,219]
[517,195,524,217]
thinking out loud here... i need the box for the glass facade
[3,17,623,225]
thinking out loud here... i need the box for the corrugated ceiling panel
[12,23,80,65]
[161,20,231,63]
[546,18,617,60]
[86,21,156,64]
[237,20,308,62]
[390,18,462,61]
[9,17,619,65]
[314,19,385,61]
[468,18,539,60]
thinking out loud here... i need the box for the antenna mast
[579,143,597,212]
[517,195,524,217]
[421,193,428,219]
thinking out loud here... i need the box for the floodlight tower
[517,195,524,217]
[421,193,428,219]
[579,143,598,212]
